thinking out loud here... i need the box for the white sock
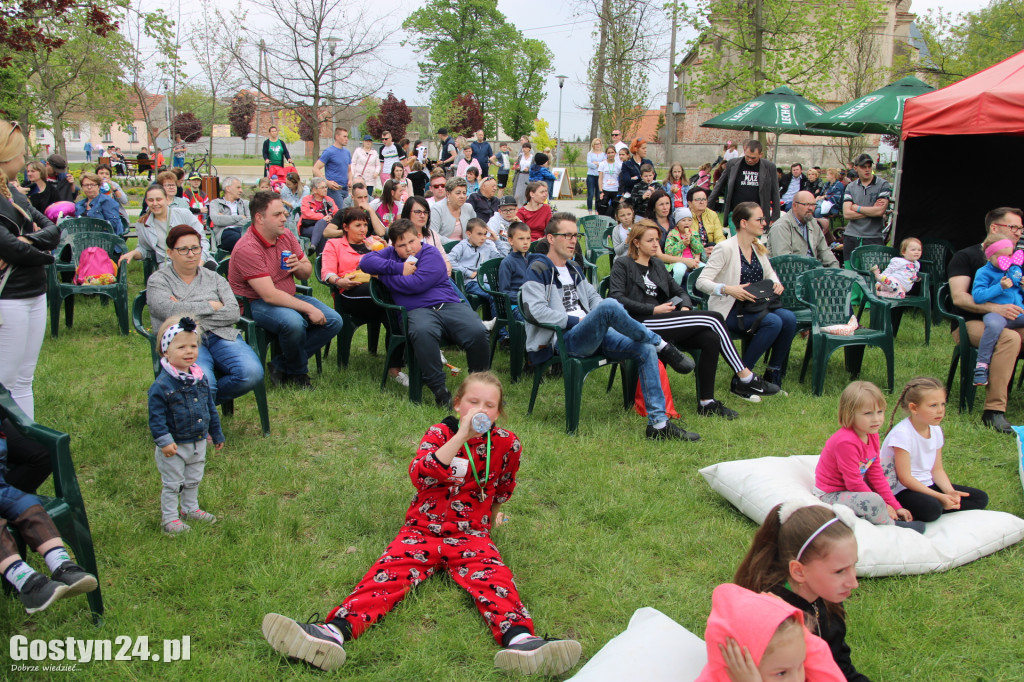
[653,420,667,429]
[656,340,668,351]
[4,560,37,591]
[44,547,71,574]
[508,632,535,646]
[739,373,753,384]
[699,399,714,407]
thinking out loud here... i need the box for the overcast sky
[153,0,994,140]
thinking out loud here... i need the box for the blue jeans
[464,279,496,319]
[250,294,343,375]
[978,312,1024,365]
[327,186,349,208]
[196,333,266,403]
[586,174,599,211]
[0,440,40,520]
[726,305,798,372]
[562,299,666,426]
[173,157,185,168]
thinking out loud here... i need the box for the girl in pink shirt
[814,381,924,532]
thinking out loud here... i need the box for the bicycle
[182,155,219,178]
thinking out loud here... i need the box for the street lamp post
[556,75,567,166]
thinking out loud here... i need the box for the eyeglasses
[80,182,98,188]
[173,245,203,255]
[553,233,580,240]
[993,222,1024,233]
[691,197,708,202]
[612,133,621,136]
[753,217,767,223]
[793,201,817,207]
[410,209,428,215]
[431,183,446,189]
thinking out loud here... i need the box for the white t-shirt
[613,141,628,154]
[518,152,533,172]
[598,160,621,191]
[880,418,943,493]
[724,148,741,161]
[557,265,585,319]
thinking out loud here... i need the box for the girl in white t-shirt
[880,377,989,523]
[596,145,620,216]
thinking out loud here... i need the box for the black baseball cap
[853,153,874,167]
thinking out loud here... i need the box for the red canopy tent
[893,49,1024,251]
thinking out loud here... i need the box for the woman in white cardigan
[429,176,477,242]
[696,201,797,388]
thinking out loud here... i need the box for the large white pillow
[567,607,707,682]
[699,455,1024,577]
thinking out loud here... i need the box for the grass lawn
[3,264,1023,680]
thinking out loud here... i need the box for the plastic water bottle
[471,412,491,433]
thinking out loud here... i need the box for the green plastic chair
[443,240,458,254]
[312,253,381,368]
[54,218,116,274]
[849,244,931,344]
[769,254,824,333]
[796,269,894,396]
[477,258,525,382]
[935,283,981,413]
[0,384,103,621]
[579,215,616,267]
[46,232,130,337]
[369,278,422,402]
[215,258,323,375]
[921,238,955,323]
[131,290,271,436]
[517,291,637,434]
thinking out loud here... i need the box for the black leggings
[334,284,402,370]
[639,310,745,401]
[895,484,988,523]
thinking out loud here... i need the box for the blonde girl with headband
[970,232,1024,386]
[148,316,224,535]
[734,502,869,682]
[880,377,989,522]
[0,121,60,419]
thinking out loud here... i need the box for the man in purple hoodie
[360,219,490,407]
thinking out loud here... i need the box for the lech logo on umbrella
[778,103,793,125]
[836,95,882,120]
[725,101,764,122]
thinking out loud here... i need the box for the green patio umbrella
[700,86,858,159]
[805,76,935,135]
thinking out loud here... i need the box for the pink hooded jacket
[697,584,845,682]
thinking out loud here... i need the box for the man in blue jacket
[360,219,490,407]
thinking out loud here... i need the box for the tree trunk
[209,95,217,165]
[44,90,67,158]
[589,0,611,140]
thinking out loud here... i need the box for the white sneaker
[482,318,496,331]
[390,371,410,387]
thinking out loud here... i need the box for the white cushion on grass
[699,455,1024,577]
[567,607,706,682]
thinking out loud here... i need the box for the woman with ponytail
[734,502,871,682]
[0,122,60,419]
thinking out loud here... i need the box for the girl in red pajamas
[262,372,582,676]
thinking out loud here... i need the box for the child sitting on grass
[697,583,845,681]
[814,381,924,533]
[499,222,534,322]
[148,316,223,535]
[970,234,1024,386]
[734,502,869,681]
[262,372,582,675]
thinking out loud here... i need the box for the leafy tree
[229,91,257,141]
[122,0,181,149]
[447,93,484,137]
[681,0,884,114]
[169,85,229,135]
[171,112,203,142]
[366,91,412,141]
[0,0,118,65]
[915,0,1024,87]
[278,110,301,144]
[497,38,553,141]
[358,97,380,139]
[530,118,556,153]
[404,0,549,139]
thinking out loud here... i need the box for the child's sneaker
[494,636,582,676]
[262,613,346,672]
[390,371,410,387]
[51,561,99,596]
[973,365,989,386]
[18,573,70,614]
[184,509,217,524]
[163,519,191,535]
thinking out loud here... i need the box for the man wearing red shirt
[228,191,343,388]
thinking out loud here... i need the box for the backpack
[73,246,117,285]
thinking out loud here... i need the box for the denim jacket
[147,370,224,447]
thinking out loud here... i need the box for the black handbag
[734,279,782,333]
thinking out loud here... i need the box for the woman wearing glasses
[0,120,60,419]
[402,196,452,276]
[696,202,797,389]
[687,186,726,257]
[146,224,263,404]
[74,171,123,234]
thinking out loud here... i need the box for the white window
[101,125,112,143]
[126,124,138,143]
[70,127,81,141]
[36,128,45,140]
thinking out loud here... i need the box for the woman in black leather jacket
[0,121,60,419]
[608,220,779,418]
